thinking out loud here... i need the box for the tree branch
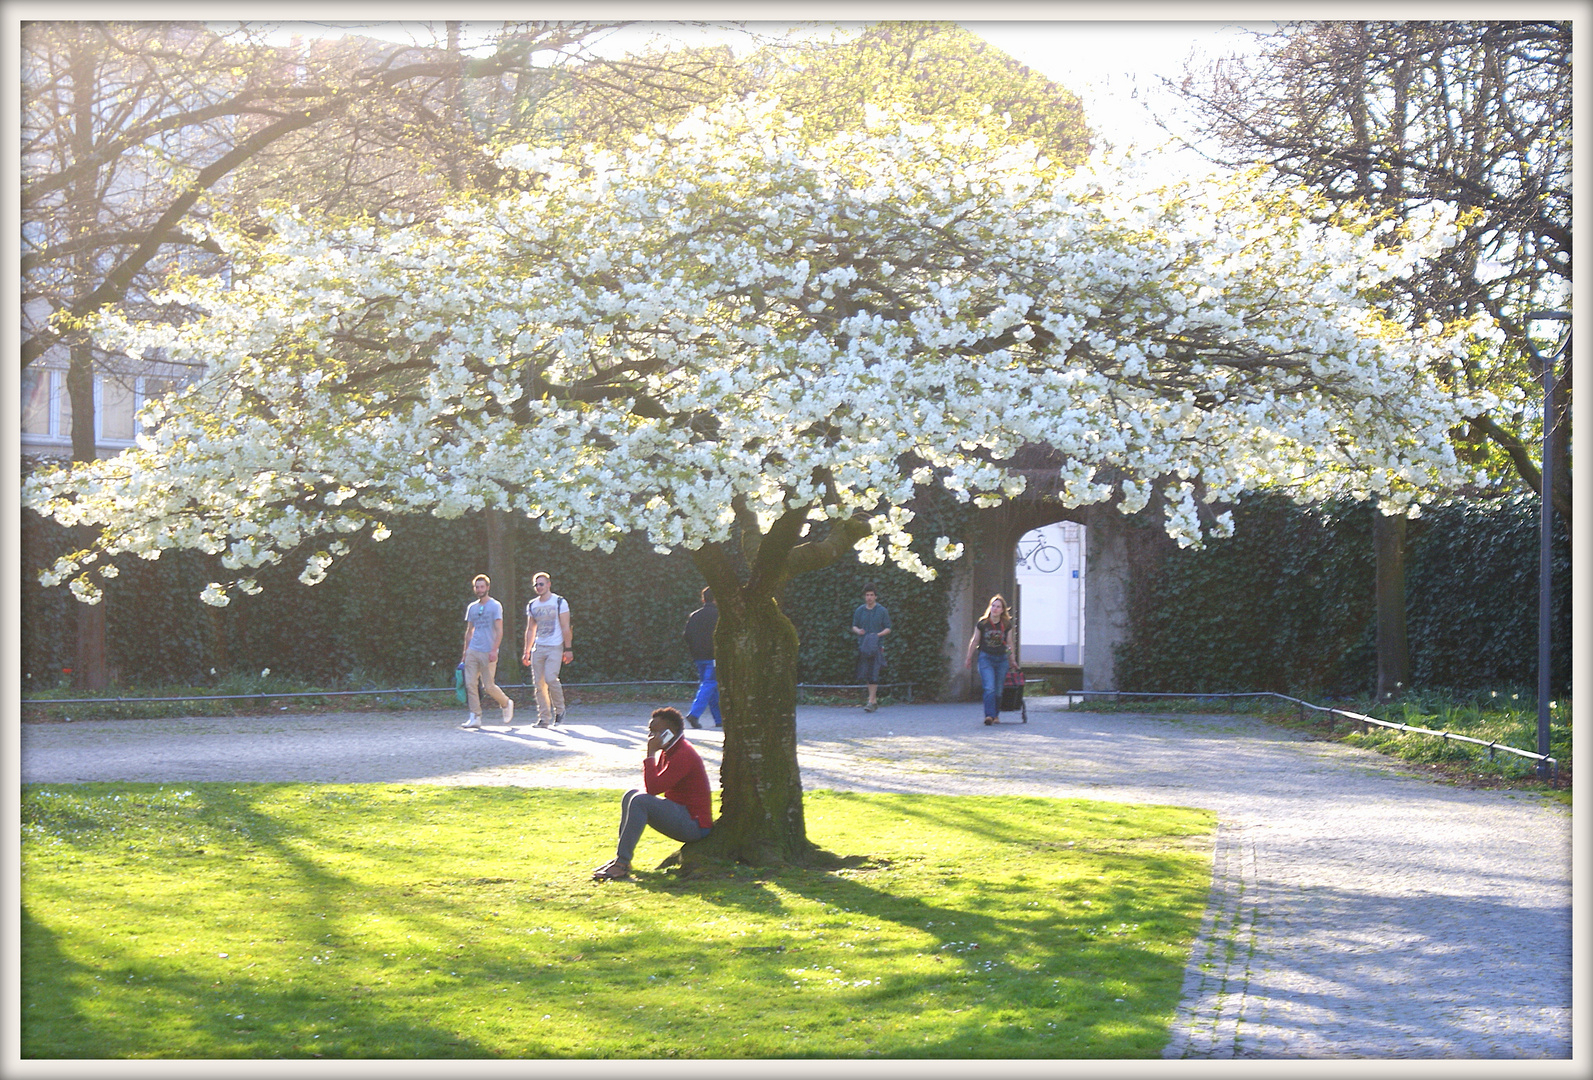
[782,514,873,585]
[22,102,331,369]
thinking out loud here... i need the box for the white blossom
[23,96,1488,604]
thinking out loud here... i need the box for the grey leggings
[616,789,711,862]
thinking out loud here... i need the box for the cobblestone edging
[1163,822,1262,1058]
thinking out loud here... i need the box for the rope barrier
[21,683,1552,779]
[1063,689,1559,781]
[20,678,917,707]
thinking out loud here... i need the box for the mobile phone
[658,728,679,749]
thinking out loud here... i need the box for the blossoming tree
[25,98,1492,867]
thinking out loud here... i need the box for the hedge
[1113,492,1572,698]
[18,483,972,697]
[20,479,1568,701]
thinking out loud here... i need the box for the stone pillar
[941,513,1024,700]
[941,556,978,700]
[1082,505,1129,692]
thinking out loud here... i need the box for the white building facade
[1012,520,1086,666]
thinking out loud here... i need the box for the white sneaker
[501,700,514,725]
[461,714,481,729]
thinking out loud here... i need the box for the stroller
[998,664,1028,723]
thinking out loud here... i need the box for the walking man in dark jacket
[682,587,721,729]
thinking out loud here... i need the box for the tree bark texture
[698,584,811,866]
[1373,512,1410,701]
[485,508,519,683]
[675,510,871,870]
[73,599,107,691]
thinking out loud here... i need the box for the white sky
[968,21,1273,160]
[242,17,1274,177]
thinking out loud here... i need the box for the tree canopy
[518,21,1091,170]
[26,98,1490,607]
[1171,20,1571,518]
[24,94,1499,864]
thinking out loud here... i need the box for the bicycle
[1015,533,1064,573]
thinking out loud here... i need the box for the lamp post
[1522,310,1570,779]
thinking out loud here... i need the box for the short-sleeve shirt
[526,592,569,648]
[853,603,891,641]
[976,617,1010,656]
[464,597,503,653]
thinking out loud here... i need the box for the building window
[99,375,138,442]
[21,368,181,450]
[21,369,54,436]
[20,368,70,441]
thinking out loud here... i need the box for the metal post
[1523,311,1570,780]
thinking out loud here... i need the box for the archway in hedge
[941,493,1131,699]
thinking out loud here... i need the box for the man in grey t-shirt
[521,571,573,727]
[460,574,514,729]
[851,584,892,713]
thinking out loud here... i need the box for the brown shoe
[592,859,631,881]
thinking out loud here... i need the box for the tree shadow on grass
[617,792,1211,1057]
[21,785,1210,1058]
[20,784,534,1057]
[21,903,508,1058]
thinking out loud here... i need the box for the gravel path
[20,697,1574,1059]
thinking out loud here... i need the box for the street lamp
[1522,309,1570,779]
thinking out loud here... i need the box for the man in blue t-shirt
[850,584,892,713]
[459,574,514,729]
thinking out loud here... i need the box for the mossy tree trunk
[679,500,871,871]
[1373,512,1409,702]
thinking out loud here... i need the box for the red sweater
[643,736,714,828]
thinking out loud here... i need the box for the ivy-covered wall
[20,481,1568,701]
[18,486,973,696]
[1403,495,1573,693]
[781,489,975,699]
[1113,493,1572,698]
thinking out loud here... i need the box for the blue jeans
[977,651,1009,720]
[689,659,722,726]
[616,790,711,862]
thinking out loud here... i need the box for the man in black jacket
[682,587,722,729]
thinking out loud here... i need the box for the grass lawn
[21,784,1215,1059]
[1081,691,1572,803]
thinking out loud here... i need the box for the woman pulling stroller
[965,594,1014,726]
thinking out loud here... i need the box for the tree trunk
[73,598,107,691]
[1373,512,1410,701]
[691,584,814,867]
[671,510,871,873]
[65,35,109,691]
[205,604,232,676]
[65,344,109,690]
[67,339,109,689]
[485,508,518,683]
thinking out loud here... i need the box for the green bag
[455,661,466,705]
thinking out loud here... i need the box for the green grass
[1337,693,1572,793]
[1079,690,1572,799]
[21,785,1215,1059]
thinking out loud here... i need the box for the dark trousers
[616,789,711,862]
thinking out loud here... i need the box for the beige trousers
[529,643,565,721]
[462,649,510,717]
